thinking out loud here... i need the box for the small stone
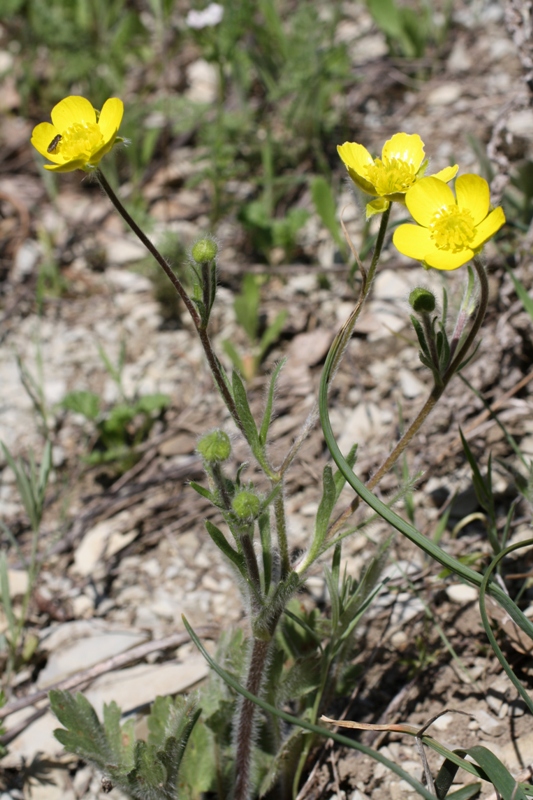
[85,659,209,715]
[486,692,505,716]
[7,570,28,599]
[509,699,527,717]
[38,620,147,687]
[446,584,478,604]
[185,59,218,103]
[104,240,148,267]
[432,712,455,731]
[349,791,370,800]
[447,38,472,72]
[336,402,384,453]
[71,594,94,618]
[498,702,509,719]
[372,269,410,301]
[399,368,426,399]
[287,329,334,367]
[12,240,40,282]
[390,630,408,649]
[427,83,463,106]
[475,709,505,736]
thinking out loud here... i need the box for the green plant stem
[420,311,441,383]
[234,637,271,800]
[331,205,391,377]
[274,490,291,577]
[95,170,198,323]
[211,463,232,509]
[94,169,248,439]
[240,534,263,612]
[326,255,490,541]
[277,207,392,485]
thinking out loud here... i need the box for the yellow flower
[393,174,506,271]
[337,132,458,217]
[31,96,124,172]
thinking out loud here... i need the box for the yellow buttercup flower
[31,96,124,173]
[337,132,458,217]
[393,174,506,271]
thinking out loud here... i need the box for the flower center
[59,122,104,162]
[365,157,417,196]
[428,206,476,252]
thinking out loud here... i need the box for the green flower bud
[232,490,260,520]
[409,287,436,314]
[197,430,231,463]
[191,238,218,264]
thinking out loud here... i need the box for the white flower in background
[186,3,224,29]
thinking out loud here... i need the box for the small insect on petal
[47,134,62,153]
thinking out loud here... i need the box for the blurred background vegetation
[1,0,461,263]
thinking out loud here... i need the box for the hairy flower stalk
[234,638,270,800]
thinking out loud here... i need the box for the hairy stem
[95,169,199,323]
[274,490,291,578]
[234,638,271,800]
[95,169,247,438]
[240,533,263,612]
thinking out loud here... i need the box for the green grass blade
[505,265,533,320]
[478,539,533,716]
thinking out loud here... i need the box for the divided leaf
[49,690,201,800]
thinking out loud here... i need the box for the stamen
[365,157,417,196]
[428,207,476,253]
[59,122,104,162]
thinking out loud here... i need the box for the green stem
[420,311,441,383]
[329,205,391,382]
[234,637,271,800]
[94,169,247,439]
[95,169,199,324]
[278,208,392,499]
[325,257,490,542]
[240,533,263,612]
[274,490,291,578]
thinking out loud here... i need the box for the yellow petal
[366,198,390,218]
[90,137,118,164]
[394,223,471,269]
[31,122,61,160]
[44,158,89,173]
[51,96,96,132]
[405,177,455,227]
[432,164,459,183]
[337,141,373,173]
[424,248,473,271]
[98,98,124,143]
[337,142,376,194]
[455,174,489,225]
[382,133,424,168]
[393,224,434,260]
[471,206,506,249]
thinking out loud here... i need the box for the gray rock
[85,658,209,715]
[446,584,479,604]
[38,620,148,687]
